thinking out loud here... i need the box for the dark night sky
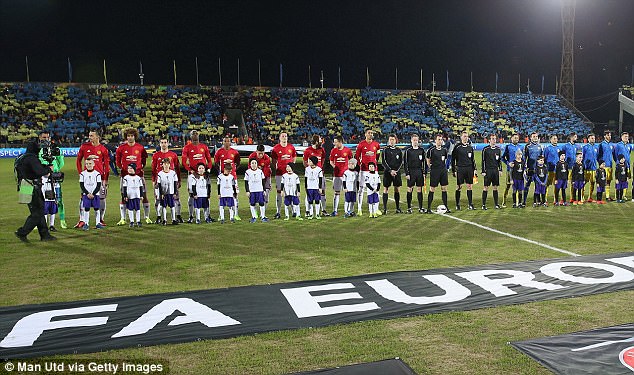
[1,0,633,124]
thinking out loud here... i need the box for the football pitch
[1,154,634,375]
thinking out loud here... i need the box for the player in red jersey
[151,136,182,223]
[329,135,353,216]
[303,135,328,216]
[115,128,150,225]
[215,136,242,220]
[248,144,272,209]
[181,130,213,222]
[74,130,110,228]
[354,128,381,215]
[271,132,297,219]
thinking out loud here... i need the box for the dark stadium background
[1,0,632,127]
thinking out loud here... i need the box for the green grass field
[2,154,634,375]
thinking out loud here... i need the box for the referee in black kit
[451,131,477,210]
[403,134,426,213]
[381,134,403,214]
[481,134,503,210]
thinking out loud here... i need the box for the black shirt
[616,163,629,182]
[16,143,50,182]
[481,145,502,172]
[596,168,607,187]
[403,146,426,174]
[511,161,525,180]
[426,146,448,170]
[451,143,476,171]
[572,163,585,182]
[555,161,568,181]
[381,146,403,173]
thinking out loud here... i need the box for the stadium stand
[0,82,592,145]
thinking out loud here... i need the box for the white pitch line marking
[325,177,579,257]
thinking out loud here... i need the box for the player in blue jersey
[613,132,632,200]
[582,133,599,202]
[561,132,582,202]
[502,133,522,207]
[543,135,561,203]
[597,130,616,201]
[522,132,544,206]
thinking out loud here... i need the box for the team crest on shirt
[419,155,422,160]
[135,150,139,154]
[441,156,445,161]
[97,150,101,155]
[199,148,204,153]
[396,154,400,159]
[495,155,499,160]
[287,150,292,154]
[468,152,472,158]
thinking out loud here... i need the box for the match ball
[436,205,447,214]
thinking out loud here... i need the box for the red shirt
[355,140,381,171]
[151,150,181,182]
[214,147,241,179]
[271,143,297,176]
[303,146,326,168]
[248,152,272,178]
[76,142,110,180]
[329,146,352,177]
[116,142,148,177]
[182,142,213,173]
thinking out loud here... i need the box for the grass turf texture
[1,153,634,375]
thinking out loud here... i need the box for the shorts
[383,171,402,188]
[307,189,321,203]
[429,168,449,187]
[161,194,175,208]
[524,170,535,186]
[82,195,101,210]
[616,181,628,190]
[333,177,343,191]
[534,184,546,194]
[406,169,424,187]
[126,198,141,211]
[249,191,266,206]
[512,179,525,193]
[572,180,586,190]
[584,170,596,184]
[597,185,606,193]
[345,191,357,203]
[605,168,613,181]
[284,195,300,206]
[218,197,233,207]
[194,197,210,209]
[483,170,500,186]
[44,201,58,215]
[100,182,108,199]
[456,167,474,185]
[555,180,568,190]
[275,175,284,191]
[547,171,556,186]
[368,192,379,204]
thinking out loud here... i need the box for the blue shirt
[597,141,615,168]
[582,143,599,171]
[614,141,632,168]
[562,142,582,169]
[523,142,544,171]
[543,144,562,172]
[502,142,522,171]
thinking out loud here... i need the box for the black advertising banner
[288,358,417,375]
[512,323,634,375]
[2,252,634,359]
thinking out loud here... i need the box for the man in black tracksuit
[15,141,57,242]
[403,134,426,213]
[381,134,403,214]
[451,131,477,210]
[481,134,503,209]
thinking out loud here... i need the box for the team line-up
[42,127,634,230]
